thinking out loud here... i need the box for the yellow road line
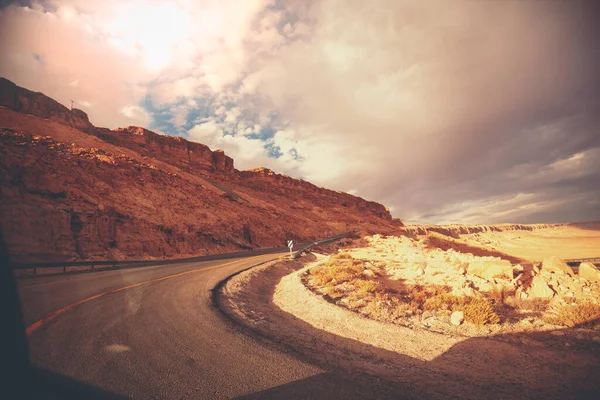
[26,255,268,337]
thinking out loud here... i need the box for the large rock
[579,262,600,283]
[451,311,464,325]
[527,276,555,298]
[467,259,514,281]
[541,256,574,277]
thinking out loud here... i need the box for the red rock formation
[0,77,95,134]
[212,150,234,174]
[111,126,220,172]
[0,78,401,262]
[237,167,392,220]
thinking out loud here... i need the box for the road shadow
[234,371,409,400]
[215,258,600,400]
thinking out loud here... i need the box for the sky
[1,0,598,224]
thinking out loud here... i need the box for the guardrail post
[63,265,66,272]
[33,267,36,275]
[91,264,94,270]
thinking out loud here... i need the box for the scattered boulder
[513,264,524,272]
[527,276,555,298]
[363,269,376,278]
[450,311,464,325]
[421,311,434,321]
[511,273,523,286]
[579,262,600,283]
[467,259,514,281]
[541,256,574,277]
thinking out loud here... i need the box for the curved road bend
[18,253,400,399]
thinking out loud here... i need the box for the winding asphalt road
[17,253,400,399]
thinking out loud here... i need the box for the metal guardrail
[565,257,600,267]
[11,232,353,276]
[293,232,353,259]
[565,257,600,263]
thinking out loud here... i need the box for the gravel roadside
[216,256,600,399]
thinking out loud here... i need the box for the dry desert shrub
[355,279,380,294]
[322,285,345,299]
[423,292,469,312]
[308,267,335,287]
[543,303,600,329]
[361,291,410,321]
[308,257,365,287]
[334,252,353,260]
[404,285,499,324]
[504,296,549,312]
[486,286,514,305]
[460,298,500,325]
[419,287,499,325]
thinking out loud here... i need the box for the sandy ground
[218,256,600,399]
[459,225,600,262]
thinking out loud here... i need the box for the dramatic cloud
[1,0,598,224]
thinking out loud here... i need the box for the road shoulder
[216,255,600,400]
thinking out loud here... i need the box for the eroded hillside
[0,78,401,262]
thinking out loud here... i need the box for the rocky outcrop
[527,276,555,299]
[0,78,235,175]
[579,262,600,283]
[109,126,234,173]
[212,149,234,173]
[0,77,95,134]
[238,167,393,221]
[467,259,513,280]
[541,256,575,277]
[400,223,564,238]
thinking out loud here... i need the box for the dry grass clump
[461,298,501,325]
[504,296,549,312]
[355,279,381,294]
[543,303,600,329]
[417,286,499,325]
[334,252,353,260]
[487,286,509,305]
[307,254,365,288]
[322,285,345,299]
[423,291,469,311]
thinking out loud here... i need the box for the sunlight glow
[106,1,191,71]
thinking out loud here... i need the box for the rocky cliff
[0,77,95,134]
[0,78,400,262]
[400,223,564,238]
